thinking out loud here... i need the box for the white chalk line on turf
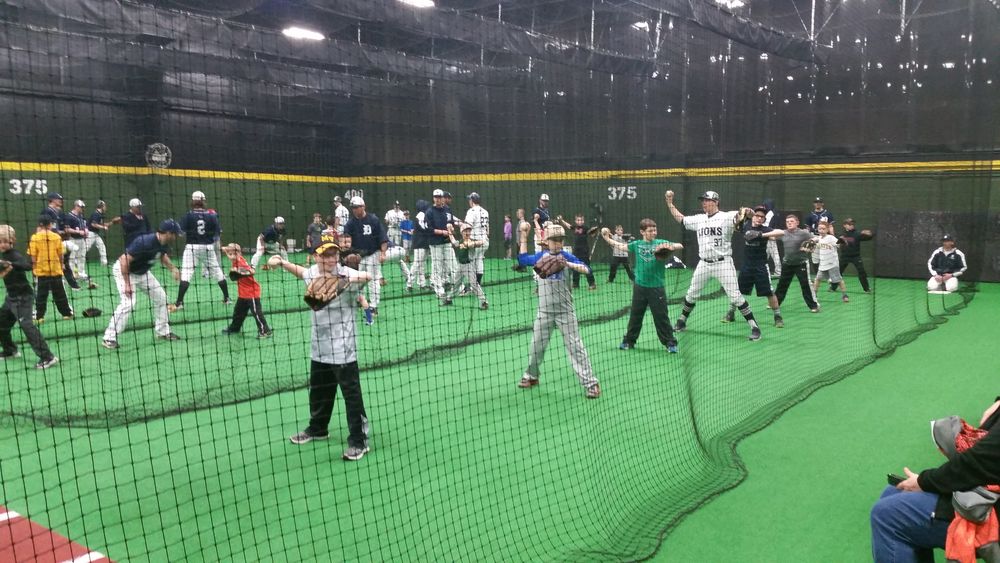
[60,551,107,563]
[0,510,20,522]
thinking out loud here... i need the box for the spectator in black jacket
[833,218,873,293]
[0,225,58,369]
[871,398,1000,562]
[927,234,967,293]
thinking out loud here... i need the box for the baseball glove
[800,238,817,252]
[653,244,673,260]
[304,274,352,311]
[744,229,762,242]
[0,259,10,271]
[82,307,102,318]
[533,253,567,279]
[343,253,361,269]
[228,267,253,281]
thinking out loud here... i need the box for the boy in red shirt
[221,243,272,338]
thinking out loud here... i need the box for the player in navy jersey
[722,206,786,327]
[252,217,288,269]
[532,193,552,252]
[40,192,82,290]
[85,200,110,267]
[172,191,229,310]
[113,198,152,247]
[62,200,96,289]
[102,220,183,349]
[344,197,388,314]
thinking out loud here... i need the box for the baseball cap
[843,217,855,225]
[814,197,824,203]
[698,191,720,201]
[443,191,452,198]
[314,241,341,255]
[545,224,566,240]
[540,194,550,201]
[432,189,445,197]
[192,190,206,201]
[129,198,142,208]
[37,216,53,226]
[752,205,767,214]
[350,196,365,208]
[394,200,400,206]
[333,195,342,203]
[47,192,64,201]
[467,192,481,202]
[158,219,182,234]
[74,200,86,208]
[941,234,954,241]
[461,224,472,231]
[274,216,285,224]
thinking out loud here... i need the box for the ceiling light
[632,21,649,31]
[942,62,955,69]
[715,0,745,8]
[282,27,324,41]
[398,0,435,7]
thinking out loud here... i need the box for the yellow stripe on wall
[0,159,995,184]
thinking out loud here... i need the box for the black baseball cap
[753,205,767,214]
[47,192,64,201]
[814,197,824,203]
[941,234,954,242]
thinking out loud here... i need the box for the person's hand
[172,269,180,282]
[943,273,953,281]
[897,467,923,492]
[124,285,133,298]
[934,275,944,283]
[600,227,611,238]
[379,252,387,263]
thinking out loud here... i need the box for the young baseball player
[384,201,405,247]
[722,206,786,327]
[531,194,552,252]
[503,215,513,259]
[806,197,835,234]
[332,196,350,236]
[927,234,966,293]
[101,220,183,349]
[607,225,635,283]
[0,225,58,369]
[221,244,272,338]
[558,214,598,290]
[28,217,74,323]
[601,219,682,352]
[666,190,762,341]
[512,208,529,271]
[272,242,372,461]
[251,217,288,269]
[809,222,849,303]
[834,218,873,293]
[85,199,110,267]
[773,214,821,312]
[516,222,600,399]
[304,213,326,266]
[174,191,229,310]
[761,198,782,278]
[463,192,490,286]
[400,211,413,258]
[407,199,431,291]
[338,234,375,325]
[447,224,488,310]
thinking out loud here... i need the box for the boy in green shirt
[601,219,683,353]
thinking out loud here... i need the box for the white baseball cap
[191,190,206,201]
[432,189,445,197]
[350,196,365,208]
[274,216,285,224]
[74,199,86,207]
[129,198,142,208]
[540,194,550,201]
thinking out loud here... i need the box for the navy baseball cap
[941,234,954,242]
[814,197,824,203]
[467,192,481,202]
[47,192,64,201]
[158,219,182,234]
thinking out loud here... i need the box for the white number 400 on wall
[607,186,637,200]
[8,179,49,195]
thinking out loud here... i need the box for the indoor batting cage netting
[0,0,997,560]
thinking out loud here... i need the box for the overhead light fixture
[715,0,745,8]
[631,21,649,31]
[398,0,435,7]
[282,27,324,41]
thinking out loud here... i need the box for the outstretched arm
[600,227,629,253]
[665,191,684,224]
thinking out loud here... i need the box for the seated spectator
[871,398,1000,562]
[927,234,967,293]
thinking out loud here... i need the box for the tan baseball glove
[304,274,352,311]
[533,253,567,279]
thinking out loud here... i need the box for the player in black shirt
[0,225,57,369]
[723,206,786,327]
[834,218,873,293]
[115,198,152,247]
[85,200,110,267]
[532,194,552,252]
[557,213,598,290]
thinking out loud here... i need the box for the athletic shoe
[721,312,735,323]
[257,330,273,339]
[479,302,489,310]
[588,285,597,291]
[0,351,21,360]
[842,295,850,303]
[342,445,370,461]
[518,375,539,388]
[828,287,837,292]
[674,319,687,332]
[774,316,784,328]
[70,285,82,292]
[364,308,375,326]
[35,356,58,370]
[667,344,679,354]
[101,339,119,350]
[221,328,238,335]
[458,287,471,296]
[749,327,762,341]
[810,307,820,313]
[440,298,453,307]
[405,286,413,292]
[33,318,44,325]
[222,299,231,306]
[289,431,329,445]
[585,384,602,399]
[157,333,181,341]
[62,315,74,321]
[88,282,98,290]
[619,342,633,350]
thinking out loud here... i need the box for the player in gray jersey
[773,214,820,312]
[666,190,762,341]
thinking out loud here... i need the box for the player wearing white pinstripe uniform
[665,190,762,341]
[463,192,489,286]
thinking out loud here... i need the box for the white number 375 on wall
[8,179,48,195]
[607,186,637,200]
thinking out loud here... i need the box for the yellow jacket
[28,230,64,276]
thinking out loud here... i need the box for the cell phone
[887,473,905,486]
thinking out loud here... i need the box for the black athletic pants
[571,255,596,288]
[34,276,73,319]
[0,294,53,360]
[227,297,270,334]
[608,256,635,282]
[839,255,870,292]
[774,262,818,310]
[623,284,677,347]
[63,253,79,288]
[306,360,369,448]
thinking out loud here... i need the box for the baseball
[600,227,611,236]
[267,255,283,268]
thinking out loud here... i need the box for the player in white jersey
[384,201,405,246]
[666,190,762,341]
[333,196,350,236]
[463,192,490,286]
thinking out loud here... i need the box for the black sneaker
[674,319,687,332]
[479,302,489,310]
[0,351,21,360]
[342,445,370,461]
[221,328,238,335]
[257,330,273,339]
[157,333,181,341]
[749,327,762,341]
[289,431,329,445]
[35,356,59,370]
[774,316,784,328]
[721,312,735,323]
[619,342,633,350]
